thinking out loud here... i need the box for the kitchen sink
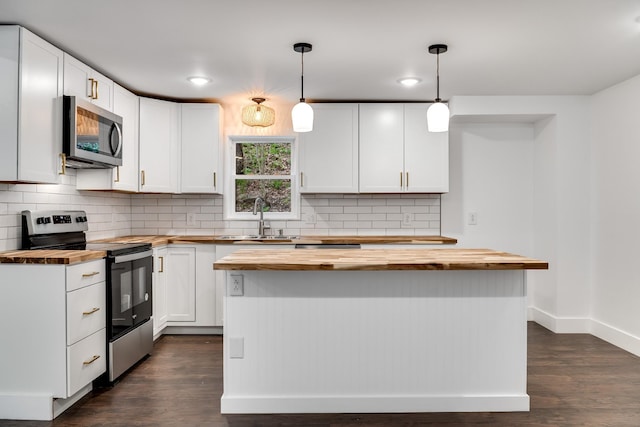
[216,235,300,241]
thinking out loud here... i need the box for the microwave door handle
[111,122,123,157]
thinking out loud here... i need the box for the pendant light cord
[300,50,305,102]
[435,52,441,102]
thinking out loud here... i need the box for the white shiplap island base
[214,249,548,414]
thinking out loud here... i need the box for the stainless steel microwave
[63,95,123,168]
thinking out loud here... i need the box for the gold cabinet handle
[82,307,100,316]
[93,79,99,99]
[141,170,146,186]
[300,171,304,187]
[59,153,66,175]
[83,355,100,366]
[87,78,95,98]
[406,172,409,188]
[213,172,217,188]
[82,271,100,278]
[400,172,403,188]
[114,166,120,183]
[159,256,164,273]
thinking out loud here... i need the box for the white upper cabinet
[139,97,179,193]
[180,103,223,194]
[359,103,449,193]
[403,104,449,193]
[299,103,359,193]
[76,84,140,192]
[359,104,405,192]
[63,53,114,111]
[0,26,63,184]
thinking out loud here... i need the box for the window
[226,136,298,220]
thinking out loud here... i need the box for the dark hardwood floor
[2,322,640,426]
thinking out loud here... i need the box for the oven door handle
[112,249,153,264]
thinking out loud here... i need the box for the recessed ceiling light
[398,77,421,87]
[188,76,211,86]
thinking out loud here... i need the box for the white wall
[447,96,592,333]
[443,122,534,255]
[589,73,640,355]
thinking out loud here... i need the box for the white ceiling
[3,0,640,104]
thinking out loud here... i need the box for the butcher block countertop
[214,248,548,271]
[95,235,457,246]
[91,235,175,247]
[0,249,106,265]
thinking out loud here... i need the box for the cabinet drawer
[67,281,106,345]
[67,259,105,291]
[67,328,106,397]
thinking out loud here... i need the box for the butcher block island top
[0,249,106,264]
[214,248,548,271]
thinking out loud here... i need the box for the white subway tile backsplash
[0,175,441,250]
[344,206,373,214]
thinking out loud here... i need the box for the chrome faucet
[253,197,267,236]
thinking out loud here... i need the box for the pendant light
[291,42,313,132]
[427,44,450,133]
[242,97,275,127]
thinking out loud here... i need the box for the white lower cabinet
[166,246,197,322]
[153,244,218,332]
[152,246,168,338]
[0,259,107,421]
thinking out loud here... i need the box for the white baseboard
[589,319,640,357]
[528,306,590,333]
[528,306,640,357]
[221,394,530,414]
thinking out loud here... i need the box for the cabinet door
[166,246,196,322]
[152,247,168,337]
[76,84,139,191]
[63,54,93,102]
[139,98,179,192]
[180,104,223,194]
[63,54,114,111]
[111,85,139,191]
[90,69,114,112]
[194,245,216,326]
[299,103,359,193]
[403,104,449,193]
[358,104,404,192]
[18,28,63,183]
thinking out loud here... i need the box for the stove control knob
[44,217,52,224]
[76,216,84,223]
[36,217,45,224]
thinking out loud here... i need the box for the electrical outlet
[230,274,244,296]
[186,212,196,226]
[468,212,478,225]
[402,212,413,226]
[305,213,317,225]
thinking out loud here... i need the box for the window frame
[225,135,299,221]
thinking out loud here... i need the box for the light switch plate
[229,337,244,358]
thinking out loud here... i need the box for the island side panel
[222,270,528,413]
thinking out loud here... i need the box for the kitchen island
[214,248,548,414]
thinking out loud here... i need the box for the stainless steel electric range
[22,209,153,383]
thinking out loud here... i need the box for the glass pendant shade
[292,101,314,132]
[242,98,275,127]
[427,101,450,132]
